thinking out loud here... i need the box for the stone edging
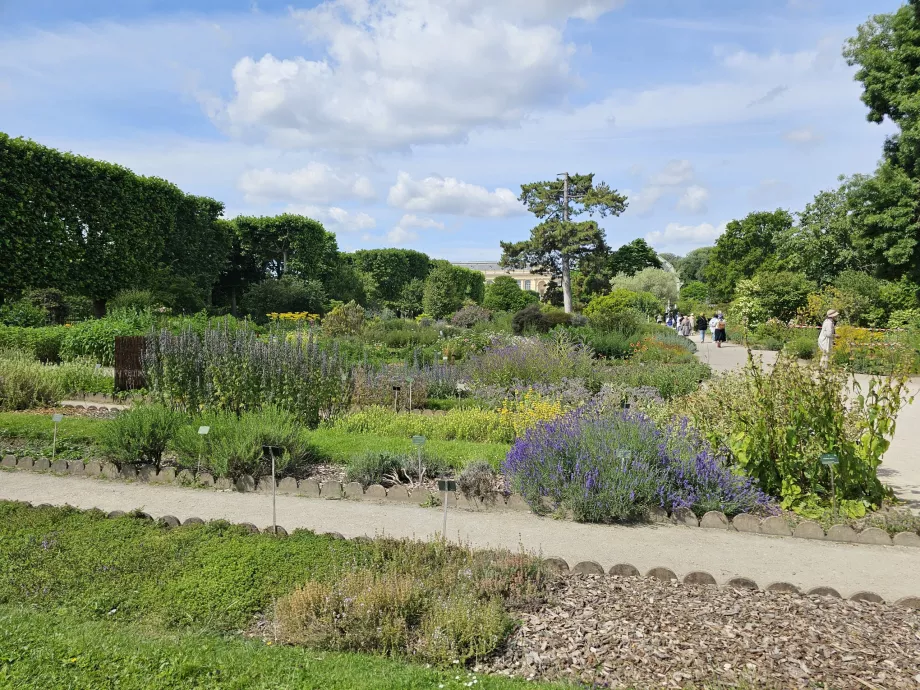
[12,499,920,611]
[3,454,919,548]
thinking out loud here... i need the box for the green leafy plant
[98,404,184,470]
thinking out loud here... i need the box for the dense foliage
[504,407,775,521]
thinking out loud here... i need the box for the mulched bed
[481,575,920,689]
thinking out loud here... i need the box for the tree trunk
[560,257,573,314]
[92,299,107,319]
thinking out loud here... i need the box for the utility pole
[558,172,573,314]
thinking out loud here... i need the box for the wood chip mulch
[481,575,920,689]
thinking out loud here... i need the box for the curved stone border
[7,499,920,609]
[4,454,919,549]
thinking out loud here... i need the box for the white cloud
[628,160,703,216]
[387,171,525,217]
[386,213,446,245]
[677,185,710,213]
[284,204,377,233]
[213,0,626,151]
[783,127,823,146]
[646,221,727,252]
[238,163,376,203]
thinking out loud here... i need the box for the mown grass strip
[0,606,559,690]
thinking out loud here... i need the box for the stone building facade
[452,262,549,295]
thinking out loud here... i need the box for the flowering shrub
[832,325,913,374]
[464,332,597,388]
[629,336,695,364]
[503,407,774,522]
[497,390,566,438]
[671,354,912,518]
[322,301,365,337]
[143,326,352,427]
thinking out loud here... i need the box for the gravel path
[484,574,920,689]
[3,471,920,603]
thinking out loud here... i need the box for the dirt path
[694,339,920,514]
[3,471,920,603]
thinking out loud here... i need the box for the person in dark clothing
[695,314,708,342]
[714,315,727,348]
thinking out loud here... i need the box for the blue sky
[0,0,900,260]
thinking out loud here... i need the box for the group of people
[663,312,727,347]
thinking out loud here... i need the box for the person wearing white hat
[818,309,838,368]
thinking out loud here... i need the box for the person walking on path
[818,309,838,368]
[714,315,727,348]
[708,314,719,338]
[696,314,708,342]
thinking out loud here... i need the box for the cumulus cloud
[677,185,710,213]
[213,0,625,151]
[238,163,376,203]
[387,171,525,217]
[646,221,727,252]
[386,213,446,245]
[284,204,376,233]
[628,160,707,216]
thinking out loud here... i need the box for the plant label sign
[412,435,426,446]
[437,479,457,493]
[198,426,210,435]
[51,414,64,423]
[820,453,839,467]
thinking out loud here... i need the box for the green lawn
[0,502,557,689]
[0,607,559,690]
[0,412,509,469]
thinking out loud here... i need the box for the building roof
[452,262,545,274]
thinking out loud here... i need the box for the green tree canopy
[422,263,462,318]
[501,173,627,313]
[610,267,679,306]
[483,275,540,312]
[608,238,662,277]
[676,247,712,284]
[350,249,431,308]
[704,210,792,301]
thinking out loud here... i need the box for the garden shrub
[457,461,498,503]
[172,407,316,479]
[671,354,912,518]
[0,325,66,362]
[61,310,154,366]
[832,325,912,375]
[0,355,63,410]
[345,451,408,487]
[322,300,365,337]
[464,332,597,388]
[98,404,184,470]
[242,276,326,324]
[382,328,438,349]
[450,304,491,329]
[511,304,548,334]
[600,361,711,400]
[504,407,774,522]
[472,378,592,409]
[483,275,539,313]
[785,333,817,360]
[144,326,352,427]
[0,298,47,327]
[629,337,696,364]
[583,289,648,332]
[108,289,160,312]
[0,353,112,411]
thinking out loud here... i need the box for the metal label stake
[51,414,63,463]
[197,426,210,474]
[821,453,840,517]
[437,478,457,540]
[263,445,282,534]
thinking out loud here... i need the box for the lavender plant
[503,406,775,522]
[143,326,352,427]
